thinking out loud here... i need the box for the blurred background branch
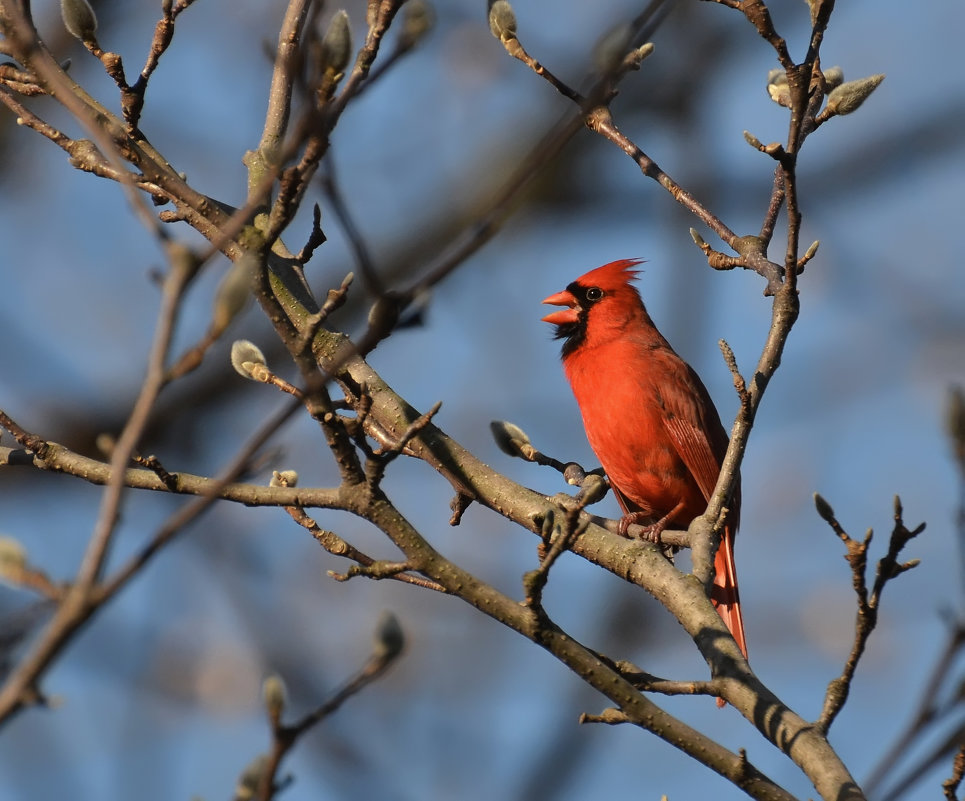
[0,1,961,799]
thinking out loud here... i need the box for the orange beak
[541,289,579,325]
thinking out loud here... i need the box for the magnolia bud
[0,536,27,584]
[626,42,655,69]
[826,73,884,116]
[235,754,269,800]
[576,473,608,505]
[767,82,791,108]
[766,68,790,107]
[490,420,532,459]
[261,674,287,721]
[269,470,299,488]
[400,0,434,49]
[813,492,835,523]
[321,10,353,74]
[61,0,98,41]
[230,340,268,380]
[488,1,517,42]
[743,130,764,150]
[823,66,844,90]
[767,68,788,87]
[562,462,586,486]
[211,256,254,336]
[373,611,405,660]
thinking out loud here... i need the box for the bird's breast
[563,342,706,524]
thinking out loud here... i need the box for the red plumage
[542,260,746,701]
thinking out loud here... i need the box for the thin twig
[254,628,404,800]
[284,504,445,592]
[814,494,923,733]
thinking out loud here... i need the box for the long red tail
[710,523,746,707]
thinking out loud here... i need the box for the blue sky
[1,1,963,799]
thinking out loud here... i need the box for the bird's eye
[585,287,604,302]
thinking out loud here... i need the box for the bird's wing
[661,401,724,504]
[658,369,741,528]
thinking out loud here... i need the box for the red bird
[542,259,747,679]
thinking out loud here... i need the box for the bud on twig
[321,10,353,74]
[796,239,820,272]
[399,0,434,49]
[813,492,835,524]
[0,536,27,584]
[488,0,517,42]
[823,66,844,91]
[826,74,884,116]
[262,674,287,722]
[235,754,270,801]
[230,340,268,381]
[562,462,586,486]
[767,83,791,107]
[623,42,654,72]
[766,68,790,108]
[766,68,787,86]
[490,420,533,460]
[575,473,608,505]
[211,256,254,336]
[61,0,98,41]
[269,470,299,488]
[373,611,405,660]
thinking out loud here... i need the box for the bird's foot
[617,511,670,544]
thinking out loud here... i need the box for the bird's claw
[618,512,669,544]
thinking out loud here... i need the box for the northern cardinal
[542,259,747,688]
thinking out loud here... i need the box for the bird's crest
[574,259,644,290]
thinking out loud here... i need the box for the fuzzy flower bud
[765,68,791,106]
[61,0,98,41]
[230,340,268,381]
[490,420,533,459]
[400,0,434,49]
[321,10,353,74]
[211,256,254,336]
[269,470,299,488]
[261,674,287,721]
[0,536,27,584]
[767,83,791,107]
[823,66,844,91]
[488,1,517,42]
[235,755,269,801]
[826,73,885,116]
